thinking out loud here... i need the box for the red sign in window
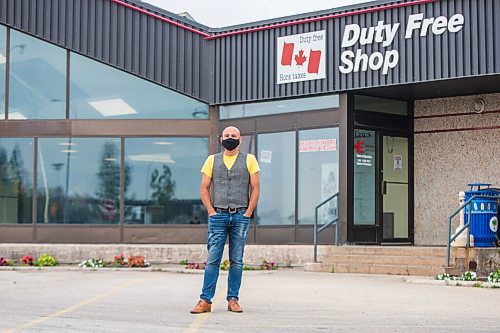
[299,139,337,152]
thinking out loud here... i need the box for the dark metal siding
[213,0,500,104]
[0,0,498,105]
[0,0,211,102]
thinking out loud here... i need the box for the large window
[1,26,209,120]
[257,131,296,225]
[37,138,121,224]
[0,25,6,118]
[0,138,33,224]
[9,29,66,119]
[69,53,209,119]
[124,138,208,224]
[298,127,339,224]
[354,95,407,115]
[220,95,339,119]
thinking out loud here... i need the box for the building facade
[0,0,498,245]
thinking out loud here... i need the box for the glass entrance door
[381,135,409,241]
[353,129,378,243]
[352,131,410,244]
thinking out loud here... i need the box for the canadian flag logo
[277,30,326,84]
[280,43,322,74]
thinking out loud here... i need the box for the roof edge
[208,0,401,32]
[116,0,439,39]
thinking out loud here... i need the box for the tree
[8,145,29,223]
[150,165,176,223]
[96,142,131,222]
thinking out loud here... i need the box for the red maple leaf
[294,50,307,66]
[354,140,365,154]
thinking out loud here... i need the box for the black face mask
[222,138,240,151]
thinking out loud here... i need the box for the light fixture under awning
[153,141,174,145]
[127,153,175,164]
[88,98,137,117]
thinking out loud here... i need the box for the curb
[0,265,290,275]
[404,277,500,288]
[0,265,205,274]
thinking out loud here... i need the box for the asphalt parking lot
[1,269,499,333]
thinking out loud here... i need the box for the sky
[142,0,374,28]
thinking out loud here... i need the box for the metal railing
[446,194,500,267]
[314,192,339,263]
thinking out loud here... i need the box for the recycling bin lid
[468,183,492,191]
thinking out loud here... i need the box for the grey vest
[212,152,250,209]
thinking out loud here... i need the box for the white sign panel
[277,30,326,84]
[394,155,403,171]
[260,150,273,164]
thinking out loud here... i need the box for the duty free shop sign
[277,12,465,84]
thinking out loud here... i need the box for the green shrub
[462,271,477,281]
[35,254,58,267]
[488,269,500,283]
[220,259,230,271]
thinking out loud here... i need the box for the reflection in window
[69,53,209,119]
[220,94,339,119]
[9,30,66,119]
[0,138,33,223]
[0,25,6,118]
[124,138,208,224]
[257,132,295,225]
[37,138,121,224]
[354,95,407,115]
[239,135,256,155]
[298,127,339,224]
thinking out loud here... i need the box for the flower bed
[488,269,500,283]
[79,254,150,268]
[182,259,281,271]
[0,253,151,269]
[435,271,477,282]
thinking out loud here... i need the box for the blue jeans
[200,209,251,303]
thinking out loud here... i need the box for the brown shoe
[190,300,211,314]
[227,299,243,313]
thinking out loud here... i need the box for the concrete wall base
[0,243,317,265]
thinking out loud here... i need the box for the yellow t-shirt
[201,152,260,178]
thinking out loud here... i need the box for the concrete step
[318,254,450,267]
[310,246,459,276]
[304,262,446,276]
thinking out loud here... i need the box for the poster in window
[319,163,338,224]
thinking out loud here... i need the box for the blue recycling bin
[464,183,499,247]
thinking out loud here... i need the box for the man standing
[190,126,260,314]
